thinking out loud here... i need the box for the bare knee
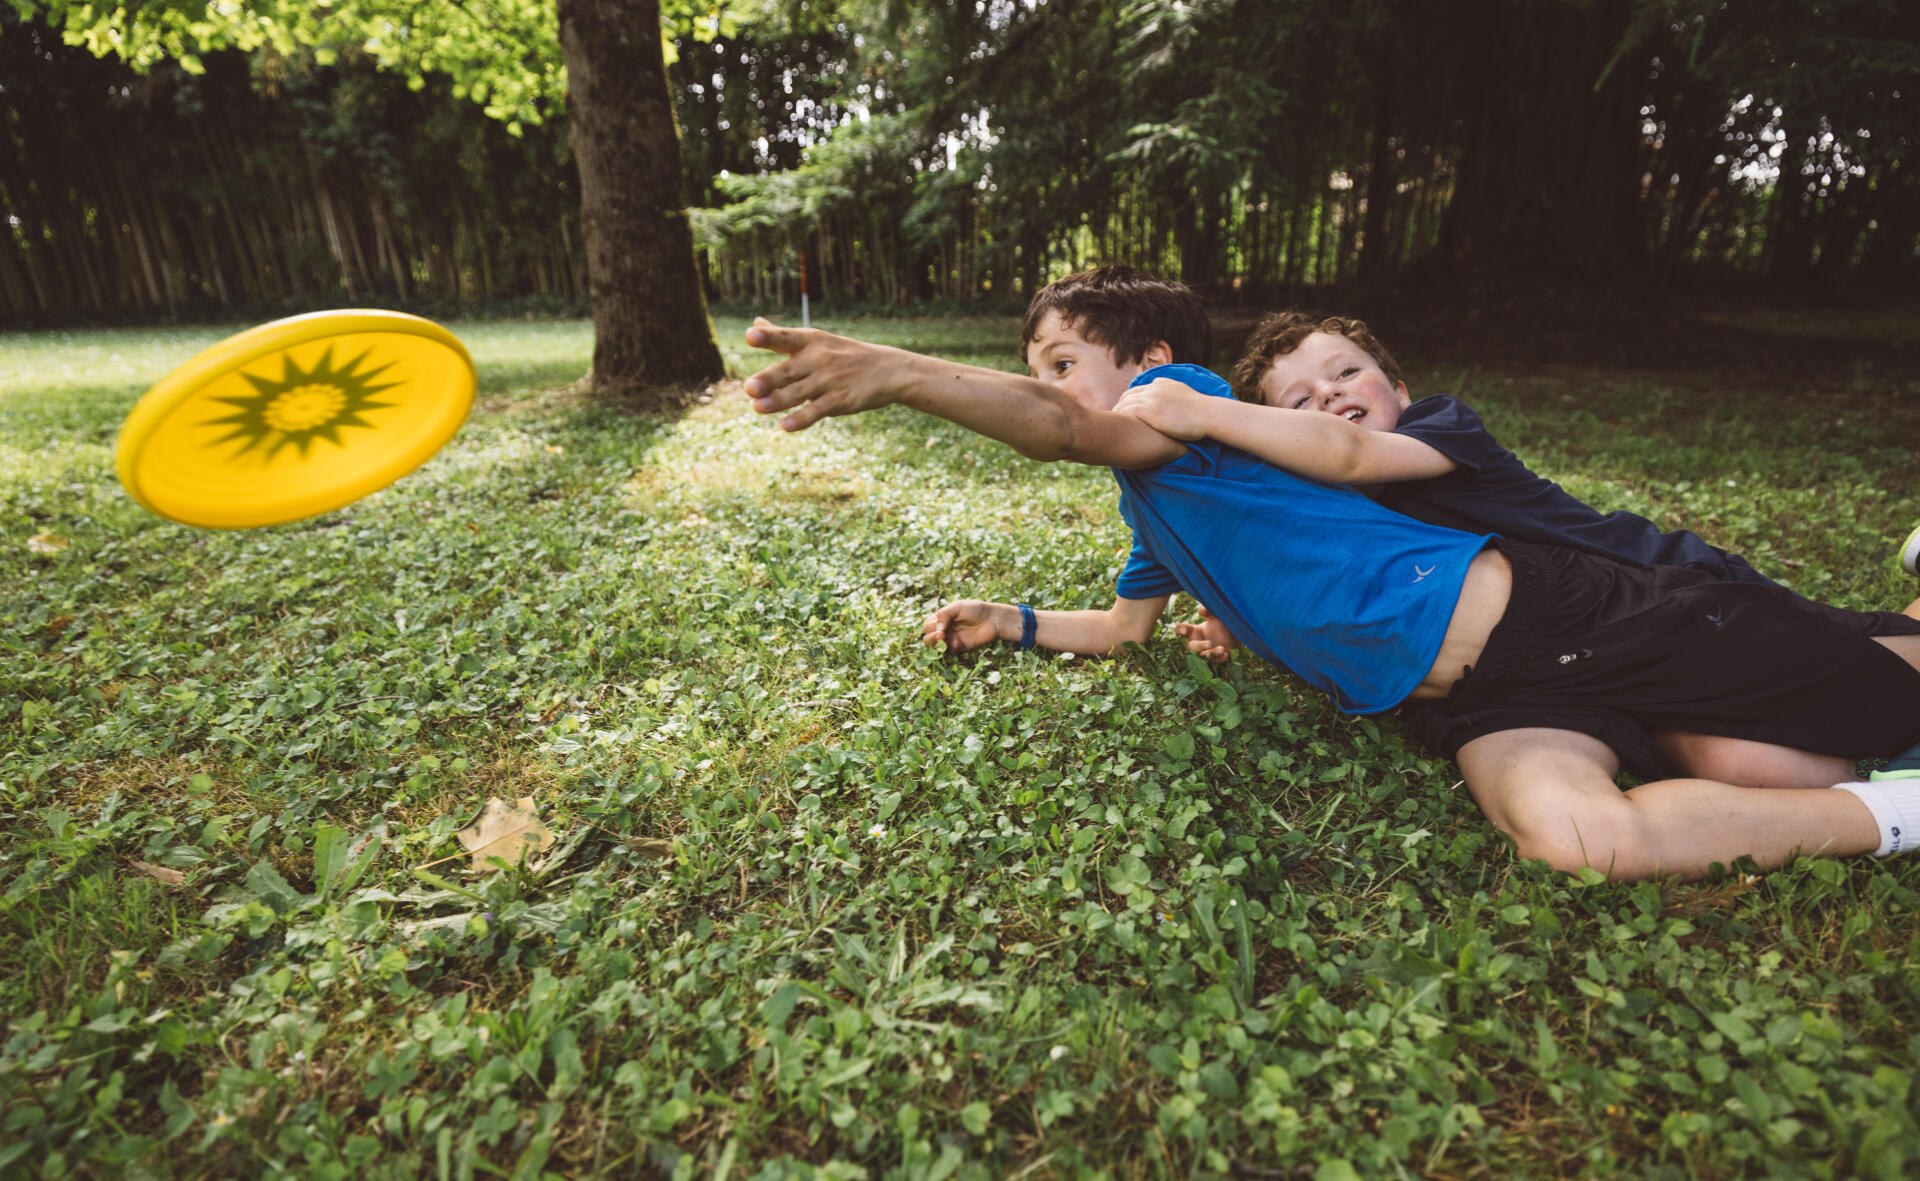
[1458,728,1694,878]
[1499,792,1650,876]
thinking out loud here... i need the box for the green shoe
[1871,741,1920,782]
[1901,523,1920,578]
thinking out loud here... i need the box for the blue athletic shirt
[1112,365,1493,714]
[1369,395,1777,587]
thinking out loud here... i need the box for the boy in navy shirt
[1116,310,1920,790]
[742,267,1920,880]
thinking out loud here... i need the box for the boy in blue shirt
[741,267,1920,880]
[1114,309,1920,790]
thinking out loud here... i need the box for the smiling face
[1254,331,1412,432]
[1024,310,1170,412]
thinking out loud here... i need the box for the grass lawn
[4,312,1920,1179]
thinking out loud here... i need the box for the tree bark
[1357,74,1396,282]
[1765,111,1817,284]
[1432,0,1643,284]
[557,0,726,401]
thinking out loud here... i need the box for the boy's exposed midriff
[1408,547,1511,701]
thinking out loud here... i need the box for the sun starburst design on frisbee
[201,346,400,461]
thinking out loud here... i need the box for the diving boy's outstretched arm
[924,594,1172,658]
[1112,376,1455,484]
[743,320,1186,470]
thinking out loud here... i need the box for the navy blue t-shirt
[1368,395,1777,587]
[1112,366,1492,714]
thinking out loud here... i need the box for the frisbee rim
[117,309,476,528]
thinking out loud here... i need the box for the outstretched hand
[743,318,909,432]
[922,600,1007,654]
[1173,604,1239,663]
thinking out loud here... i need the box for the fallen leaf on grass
[622,836,675,860]
[454,796,555,872]
[130,860,186,887]
[27,532,69,553]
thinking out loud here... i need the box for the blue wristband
[1017,603,1037,651]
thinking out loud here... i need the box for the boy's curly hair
[1020,265,1212,369]
[1231,311,1402,402]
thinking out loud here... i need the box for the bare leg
[1457,728,1878,881]
[1875,632,1920,671]
[1904,595,1920,622]
[1649,634,1920,789]
[1654,730,1853,790]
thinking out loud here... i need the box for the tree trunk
[1357,77,1396,282]
[1433,0,1643,284]
[1766,112,1817,284]
[557,0,726,401]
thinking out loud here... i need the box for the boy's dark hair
[1020,265,1212,369]
[1231,311,1403,401]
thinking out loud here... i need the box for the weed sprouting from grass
[2,316,1918,1177]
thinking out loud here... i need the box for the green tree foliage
[14,0,563,127]
[689,0,1916,303]
[1620,0,1920,280]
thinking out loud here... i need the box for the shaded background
[6,1,1915,315]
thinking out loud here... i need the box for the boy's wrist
[1198,396,1231,440]
[996,602,1023,643]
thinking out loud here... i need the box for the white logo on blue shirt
[1413,565,1435,583]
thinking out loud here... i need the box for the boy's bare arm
[744,320,1186,469]
[923,595,1170,658]
[1112,377,1457,483]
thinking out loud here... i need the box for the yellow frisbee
[117,310,476,529]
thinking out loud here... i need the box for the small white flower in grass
[1049,1045,1069,1062]
[867,823,887,839]
[210,1111,233,1128]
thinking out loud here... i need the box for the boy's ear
[1394,381,1413,408]
[1143,339,1173,368]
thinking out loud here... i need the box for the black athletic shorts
[1398,540,1920,780]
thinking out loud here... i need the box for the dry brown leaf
[130,860,187,887]
[28,532,70,554]
[622,836,675,860]
[456,796,555,873]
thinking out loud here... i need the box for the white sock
[1833,780,1920,857]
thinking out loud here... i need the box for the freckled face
[1025,311,1154,413]
[1255,331,1411,432]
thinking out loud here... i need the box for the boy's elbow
[1108,614,1157,651]
[1329,438,1375,483]
[1015,437,1072,463]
